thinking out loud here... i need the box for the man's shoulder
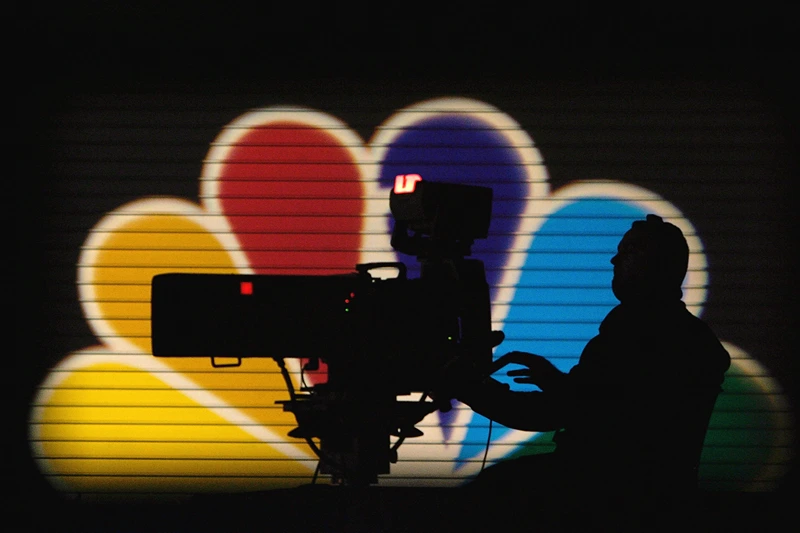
[596,302,730,366]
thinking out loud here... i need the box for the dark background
[15,3,797,531]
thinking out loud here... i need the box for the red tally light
[393,174,422,194]
[240,281,253,295]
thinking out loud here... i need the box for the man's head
[611,214,689,302]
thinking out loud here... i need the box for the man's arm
[456,378,566,431]
[454,352,571,432]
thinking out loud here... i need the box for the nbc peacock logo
[29,98,793,495]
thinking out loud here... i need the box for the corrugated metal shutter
[24,79,795,498]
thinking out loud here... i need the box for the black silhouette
[151,179,498,486]
[454,215,731,524]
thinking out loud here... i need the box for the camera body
[151,175,496,485]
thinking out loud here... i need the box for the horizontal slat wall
[25,80,795,498]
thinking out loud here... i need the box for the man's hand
[496,351,566,390]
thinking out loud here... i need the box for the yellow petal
[31,350,318,494]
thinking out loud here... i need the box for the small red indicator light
[393,174,422,194]
[240,281,253,295]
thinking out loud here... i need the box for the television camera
[151,175,502,486]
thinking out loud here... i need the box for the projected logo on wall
[30,98,793,494]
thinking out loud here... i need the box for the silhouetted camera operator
[455,215,731,520]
